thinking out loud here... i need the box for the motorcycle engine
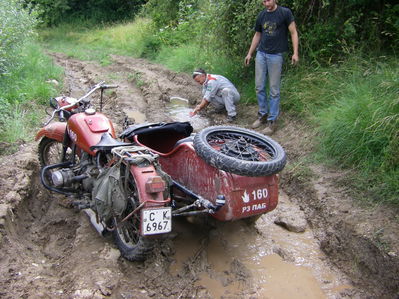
[50,153,98,192]
[51,168,75,187]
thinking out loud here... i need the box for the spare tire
[193,126,286,177]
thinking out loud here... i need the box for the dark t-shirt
[255,6,294,54]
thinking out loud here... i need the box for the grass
[155,44,202,72]
[313,57,399,203]
[0,41,63,150]
[39,18,157,64]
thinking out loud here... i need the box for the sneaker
[262,121,276,135]
[226,115,236,123]
[251,115,267,129]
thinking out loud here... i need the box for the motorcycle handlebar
[43,82,118,126]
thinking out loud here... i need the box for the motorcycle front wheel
[38,137,65,167]
[112,167,154,261]
[193,126,286,177]
[38,137,78,185]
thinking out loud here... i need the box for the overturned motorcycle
[36,82,286,261]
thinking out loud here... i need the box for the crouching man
[190,68,240,123]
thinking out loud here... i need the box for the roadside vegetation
[1,0,398,203]
[0,0,63,153]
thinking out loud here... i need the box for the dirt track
[0,53,398,298]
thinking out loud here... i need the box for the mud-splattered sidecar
[120,121,286,222]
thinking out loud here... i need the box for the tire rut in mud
[0,150,76,298]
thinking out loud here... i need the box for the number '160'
[252,188,268,200]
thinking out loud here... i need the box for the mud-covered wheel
[193,126,286,177]
[38,137,76,185]
[39,137,67,185]
[38,137,65,167]
[112,170,154,261]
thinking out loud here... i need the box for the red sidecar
[120,122,286,221]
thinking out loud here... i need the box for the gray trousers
[210,87,240,117]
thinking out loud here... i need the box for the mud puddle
[124,109,146,124]
[167,96,209,131]
[169,192,353,298]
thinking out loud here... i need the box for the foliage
[141,0,181,29]
[26,0,145,26]
[0,41,63,146]
[281,62,340,117]
[286,0,399,62]
[0,0,58,148]
[142,0,399,66]
[314,57,399,203]
[0,0,38,76]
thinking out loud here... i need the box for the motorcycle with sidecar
[36,82,286,261]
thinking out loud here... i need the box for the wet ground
[0,53,398,298]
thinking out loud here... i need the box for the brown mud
[0,53,398,298]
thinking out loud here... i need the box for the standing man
[190,68,240,123]
[245,0,299,134]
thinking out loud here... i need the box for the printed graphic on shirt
[263,21,277,36]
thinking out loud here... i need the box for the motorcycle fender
[35,122,66,142]
[129,164,166,208]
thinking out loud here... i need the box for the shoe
[251,115,267,129]
[262,121,276,135]
[226,115,236,123]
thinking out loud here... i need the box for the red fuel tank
[67,111,116,155]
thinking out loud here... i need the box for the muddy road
[0,53,398,299]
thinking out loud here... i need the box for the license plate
[141,207,172,235]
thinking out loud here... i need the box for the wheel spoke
[206,131,274,162]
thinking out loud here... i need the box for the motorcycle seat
[90,132,134,151]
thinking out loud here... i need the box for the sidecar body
[120,122,282,221]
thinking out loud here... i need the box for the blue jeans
[255,51,283,121]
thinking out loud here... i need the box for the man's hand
[245,32,261,66]
[190,105,201,117]
[291,53,299,65]
[244,54,252,66]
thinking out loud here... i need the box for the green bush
[0,0,38,76]
[26,0,145,26]
[142,0,182,29]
